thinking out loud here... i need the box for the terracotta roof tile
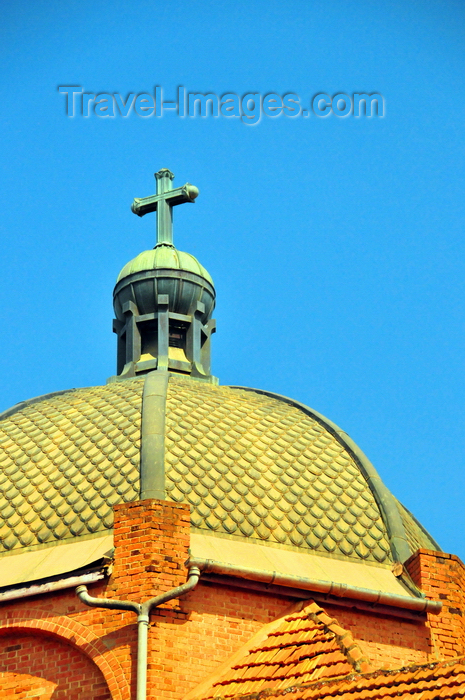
[233,655,465,700]
[193,601,372,700]
[190,596,465,700]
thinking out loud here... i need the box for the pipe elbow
[76,584,90,603]
[188,566,201,582]
[181,566,201,595]
[75,584,102,609]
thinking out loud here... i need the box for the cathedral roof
[0,374,437,564]
[0,169,441,607]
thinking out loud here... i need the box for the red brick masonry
[405,548,465,659]
[0,501,463,699]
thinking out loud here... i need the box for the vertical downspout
[76,566,200,700]
[137,613,150,699]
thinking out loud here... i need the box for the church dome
[0,168,441,577]
[0,374,439,563]
[116,246,213,286]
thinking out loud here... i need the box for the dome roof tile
[0,374,439,562]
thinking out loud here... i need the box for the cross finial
[131,169,199,246]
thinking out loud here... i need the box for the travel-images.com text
[58,87,384,124]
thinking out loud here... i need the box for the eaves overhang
[0,567,106,604]
[188,532,442,619]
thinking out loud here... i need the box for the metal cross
[131,168,199,246]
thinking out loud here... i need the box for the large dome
[0,169,441,579]
[0,374,438,563]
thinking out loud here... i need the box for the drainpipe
[189,558,442,615]
[76,565,200,700]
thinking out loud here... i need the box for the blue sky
[1,0,464,559]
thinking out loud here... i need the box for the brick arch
[0,633,109,699]
[0,608,130,700]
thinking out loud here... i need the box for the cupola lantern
[112,169,216,381]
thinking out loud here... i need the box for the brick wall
[0,606,130,699]
[325,605,430,669]
[0,633,110,699]
[0,500,294,700]
[405,549,465,659]
[110,499,295,697]
[1,503,463,700]
[148,582,294,698]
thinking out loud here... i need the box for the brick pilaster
[405,548,465,658]
[109,499,191,602]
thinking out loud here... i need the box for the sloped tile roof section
[0,379,143,551]
[166,377,392,563]
[190,600,372,700]
[213,656,465,700]
[0,374,438,562]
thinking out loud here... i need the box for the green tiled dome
[0,375,439,562]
